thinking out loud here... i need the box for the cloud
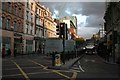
[77,27,99,39]
[40,2,105,39]
[72,14,88,27]
[85,15,104,28]
[65,9,71,15]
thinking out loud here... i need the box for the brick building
[0,2,24,56]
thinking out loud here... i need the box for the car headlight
[83,47,86,50]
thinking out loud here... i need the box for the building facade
[104,2,120,63]
[34,3,57,53]
[0,2,24,56]
[23,0,36,54]
[0,1,59,56]
[60,16,77,40]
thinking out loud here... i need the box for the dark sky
[40,2,106,39]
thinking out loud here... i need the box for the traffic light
[60,23,65,35]
[65,24,68,39]
[56,25,60,35]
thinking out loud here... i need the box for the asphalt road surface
[70,54,120,80]
[2,54,120,80]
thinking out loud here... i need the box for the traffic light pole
[62,23,66,64]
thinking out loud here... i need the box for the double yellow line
[11,59,77,80]
[30,60,70,79]
[11,60,30,80]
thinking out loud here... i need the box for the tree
[75,37,85,48]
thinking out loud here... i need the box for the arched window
[7,2,11,12]
[13,5,17,15]
[18,8,21,17]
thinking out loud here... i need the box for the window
[6,19,10,29]
[36,7,38,13]
[31,13,33,22]
[18,23,20,32]
[36,17,39,24]
[40,29,43,37]
[26,23,28,34]
[26,11,29,20]
[7,2,11,12]
[0,16,2,28]
[18,8,21,17]
[13,21,16,31]
[27,0,29,8]
[31,3,33,10]
[30,24,33,35]
[37,7,39,14]
[2,16,5,26]
[2,2,5,10]
[13,6,17,15]
[39,9,41,14]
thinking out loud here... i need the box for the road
[71,54,119,80]
[2,54,120,80]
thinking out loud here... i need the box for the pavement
[96,54,118,65]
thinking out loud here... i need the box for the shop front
[26,40,33,54]
[14,38,23,55]
[34,37,44,54]
[2,37,11,55]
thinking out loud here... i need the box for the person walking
[7,48,11,57]
[106,41,112,62]
[2,46,5,58]
[14,48,17,57]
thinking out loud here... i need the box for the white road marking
[78,61,85,72]
[73,67,80,70]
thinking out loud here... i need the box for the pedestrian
[2,46,5,58]
[7,48,11,57]
[97,42,102,56]
[61,52,65,65]
[106,41,112,62]
[14,48,17,57]
[51,52,55,66]
[103,41,108,60]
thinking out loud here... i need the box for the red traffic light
[60,24,63,27]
